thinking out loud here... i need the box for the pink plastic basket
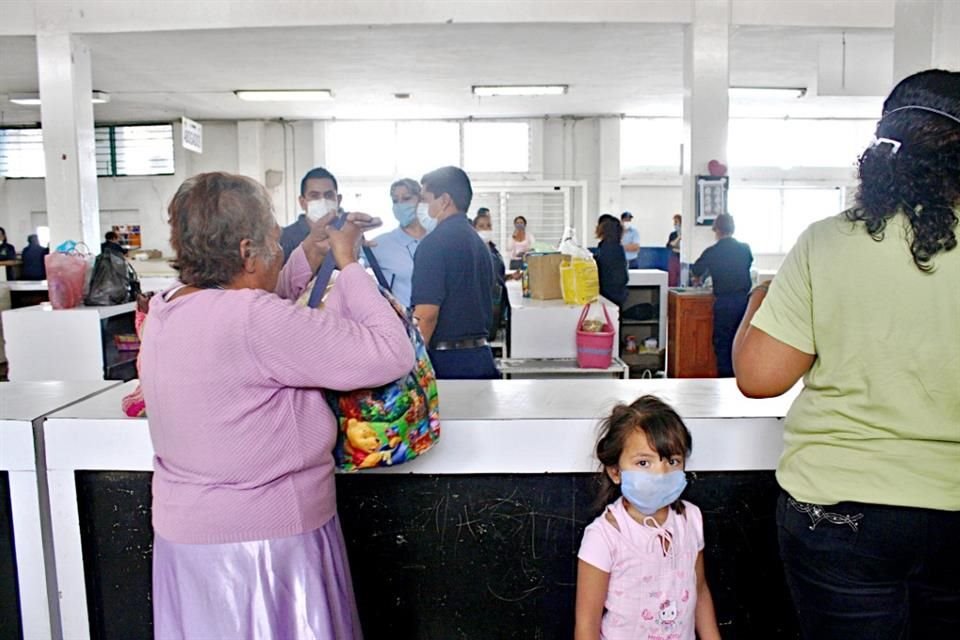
[576,303,615,369]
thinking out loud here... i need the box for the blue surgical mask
[416,202,437,233]
[392,202,418,228]
[620,469,687,515]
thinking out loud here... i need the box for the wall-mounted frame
[695,175,729,225]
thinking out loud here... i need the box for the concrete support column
[595,117,622,219]
[236,121,264,183]
[36,32,101,250]
[681,0,730,266]
[893,0,938,84]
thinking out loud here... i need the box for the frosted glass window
[621,118,682,174]
[463,122,529,173]
[112,124,175,176]
[781,188,843,247]
[326,122,396,177]
[0,128,45,178]
[729,119,876,169]
[728,187,783,254]
[338,183,396,233]
[396,121,460,179]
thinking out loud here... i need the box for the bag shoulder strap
[306,217,391,309]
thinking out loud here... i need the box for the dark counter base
[0,471,24,640]
[75,471,799,639]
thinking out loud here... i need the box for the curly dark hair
[593,395,692,515]
[168,172,277,287]
[851,69,960,272]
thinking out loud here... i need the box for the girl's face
[606,428,684,485]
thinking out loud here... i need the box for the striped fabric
[140,248,415,544]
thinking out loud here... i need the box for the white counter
[506,280,620,359]
[1,302,136,382]
[39,377,797,639]
[0,380,120,640]
[626,268,668,351]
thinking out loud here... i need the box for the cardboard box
[526,252,564,300]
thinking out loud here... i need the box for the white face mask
[477,229,493,243]
[307,198,338,221]
[416,202,437,233]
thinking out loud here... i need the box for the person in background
[472,208,508,340]
[101,230,128,256]
[0,227,17,280]
[506,215,535,270]
[281,166,342,263]
[411,166,498,379]
[20,234,48,281]
[666,214,682,286]
[594,214,628,307]
[143,172,409,639]
[368,178,430,308]
[690,213,752,377]
[620,211,641,269]
[734,68,960,640]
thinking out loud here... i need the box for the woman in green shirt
[734,69,960,639]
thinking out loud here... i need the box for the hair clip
[873,137,902,154]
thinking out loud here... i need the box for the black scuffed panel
[75,471,153,639]
[72,471,798,640]
[0,471,24,640]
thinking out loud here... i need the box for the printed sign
[181,117,202,154]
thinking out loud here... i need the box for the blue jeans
[428,346,499,380]
[776,491,960,639]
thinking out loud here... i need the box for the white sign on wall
[181,117,203,154]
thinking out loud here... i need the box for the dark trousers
[428,346,499,380]
[712,292,748,377]
[627,258,641,269]
[777,491,960,639]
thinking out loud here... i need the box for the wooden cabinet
[667,290,717,378]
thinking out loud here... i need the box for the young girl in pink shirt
[575,395,721,640]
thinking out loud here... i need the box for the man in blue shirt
[411,166,498,379]
[368,178,431,308]
[280,167,341,263]
[620,211,641,269]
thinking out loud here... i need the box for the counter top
[506,279,616,310]
[0,380,121,422]
[669,287,714,296]
[2,301,135,318]
[2,280,48,292]
[627,269,668,286]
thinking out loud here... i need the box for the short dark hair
[713,213,735,235]
[621,211,633,220]
[169,172,277,287]
[598,216,622,243]
[477,207,490,216]
[420,166,473,213]
[105,231,119,242]
[300,167,339,197]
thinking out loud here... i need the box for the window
[326,122,396,177]
[0,128,45,178]
[396,121,459,178]
[728,186,844,254]
[463,122,529,173]
[728,119,876,169]
[0,123,175,178]
[621,118,682,174]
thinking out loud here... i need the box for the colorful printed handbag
[303,228,440,472]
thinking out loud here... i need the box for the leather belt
[431,337,489,351]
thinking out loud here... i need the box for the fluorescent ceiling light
[234,90,333,102]
[9,91,110,105]
[729,87,807,99]
[472,85,568,97]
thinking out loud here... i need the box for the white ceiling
[0,23,891,125]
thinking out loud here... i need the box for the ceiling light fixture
[234,90,333,102]
[8,91,110,106]
[472,85,568,97]
[729,87,807,99]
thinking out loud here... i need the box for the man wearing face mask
[621,211,641,269]
[280,167,342,263]
[367,178,431,308]
[411,166,498,379]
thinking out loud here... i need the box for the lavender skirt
[153,515,362,639]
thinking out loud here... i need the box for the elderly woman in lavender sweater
[141,172,414,639]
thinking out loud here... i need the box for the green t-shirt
[752,212,960,510]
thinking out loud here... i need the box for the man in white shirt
[621,211,641,268]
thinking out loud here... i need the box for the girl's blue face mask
[392,201,418,228]
[620,469,687,515]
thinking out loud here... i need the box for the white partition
[0,380,120,640]
[42,378,796,639]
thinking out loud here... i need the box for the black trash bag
[84,251,141,306]
[622,302,658,321]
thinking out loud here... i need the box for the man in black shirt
[101,231,128,256]
[411,166,498,379]
[691,213,753,377]
[280,167,341,263]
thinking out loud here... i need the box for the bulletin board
[695,176,729,226]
